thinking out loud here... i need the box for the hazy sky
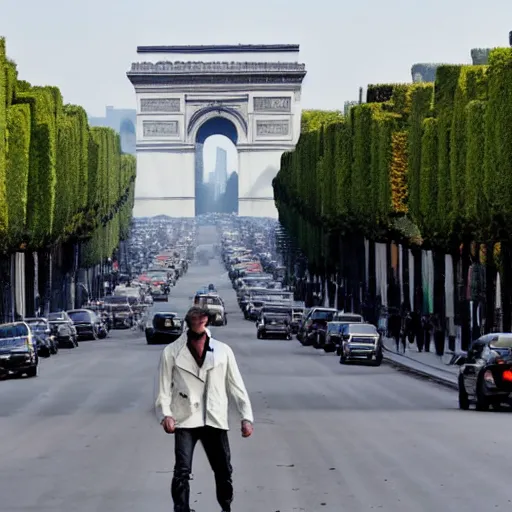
[2,0,512,176]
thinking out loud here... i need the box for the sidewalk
[381,337,459,389]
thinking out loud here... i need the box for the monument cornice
[133,84,300,93]
[128,73,306,86]
[137,44,300,54]
[129,61,306,73]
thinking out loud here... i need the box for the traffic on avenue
[1,216,511,512]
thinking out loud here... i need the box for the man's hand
[241,420,253,438]
[161,416,176,434]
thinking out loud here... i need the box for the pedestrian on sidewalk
[155,306,254,512]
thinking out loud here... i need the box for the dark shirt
[187,333,211,368]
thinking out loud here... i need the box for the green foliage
[449,66,488,231]
[301,110,343,133]
[465,100,487,237]
[367,84,396,104]
[434,65,462,243]
[274,47,512,273]
[16,87,59,246]
[0,39,7,246]
[419,118,438,240]
[5,59,18,107]
[0,37,136,259]
[407,84,434,221]
[484,48,512,240]
[6,104,30,246]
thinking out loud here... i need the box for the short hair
[185,306,211,327]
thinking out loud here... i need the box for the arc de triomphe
[127,44,307,218]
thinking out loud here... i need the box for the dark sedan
[459,333,512,411]
[67,309,102,340]
[146,312,184,344]
[0,322,44,378]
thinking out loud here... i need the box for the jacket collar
[175,328,217,381]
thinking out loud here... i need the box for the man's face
[189,314,208,334]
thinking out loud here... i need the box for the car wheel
[257,331,261,339]
[146,338,153,345]
[26,366,37,378]
[339,353,347,364]
[475,378,490,411]
[372,352,383,367]
[458,378,470,410]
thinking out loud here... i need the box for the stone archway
[127,44,306,218]
[194,115,239,215]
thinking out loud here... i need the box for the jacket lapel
[198,348,215,381]
[175,333,217,382]
[175,340,199,377]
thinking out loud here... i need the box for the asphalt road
[1,229,512,512]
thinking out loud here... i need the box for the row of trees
[0,37,136,318]
[273,47,512,348]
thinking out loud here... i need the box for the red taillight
[502,370,512,382]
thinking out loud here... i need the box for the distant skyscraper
[213,147,228,200]
[88,106,136,154]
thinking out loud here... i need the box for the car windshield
[335,315,363,323]
[263,308,291,315]
[104,297,129,305]
[27,322,47,332]
[0,324,29,338]
[490,336,512,348]
[48,312,67,321]
[312,310,336,321]
[348,324,377,334]
[68,311,91,323]
[200,296,222,306]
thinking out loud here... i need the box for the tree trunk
[459,242,471,351]
[484,242,496,333]
[501,242,512,333]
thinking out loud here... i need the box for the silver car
[339,323,382,366]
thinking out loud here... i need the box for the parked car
[297,307,337,346]
[109,304,135,329]
[339,323,382,366]
[67,309,102,340]
[0,321,46,378]
[193,293,226,326]
[458,333,512,411]
[256,312,291,340]
[48,312,78,348]
[322,313,364,354]
[25,318,59,355]
[146,312,184,344]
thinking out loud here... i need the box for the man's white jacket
[155,329,253,430]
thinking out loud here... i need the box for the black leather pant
[171,426,233,512]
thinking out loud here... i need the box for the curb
[382,351,458,390]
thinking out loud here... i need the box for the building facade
[127,44,307,218]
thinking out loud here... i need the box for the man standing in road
[156,306,254,512]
